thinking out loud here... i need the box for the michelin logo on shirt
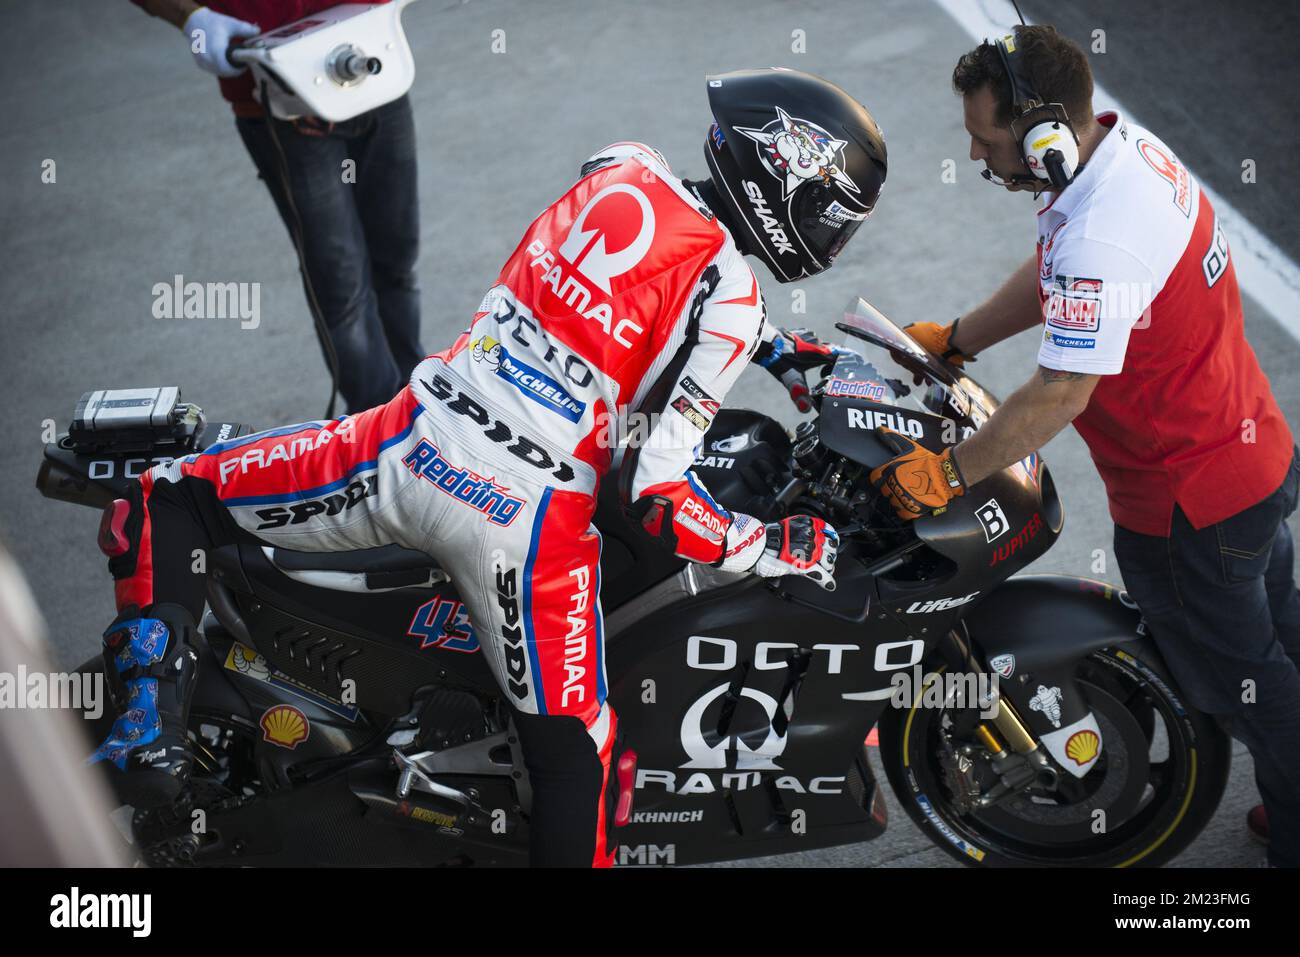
[1044,331,1097,349]
[471,335,586,423]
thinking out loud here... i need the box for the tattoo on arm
[1039,367,1087,385]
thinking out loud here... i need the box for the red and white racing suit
[111,142,775,866]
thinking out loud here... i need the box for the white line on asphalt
[931,0,1300,345]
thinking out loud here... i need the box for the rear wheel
[878,639,1231,867]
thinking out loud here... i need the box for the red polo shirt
[1035,112,1293,535]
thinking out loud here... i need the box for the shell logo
[1065,728,1100,765]
[261,705,310,750]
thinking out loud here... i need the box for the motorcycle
[36,298,1230,867]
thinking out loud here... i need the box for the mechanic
[869,24,1299,868]
[89,68,888,866]
[130,1,424,413]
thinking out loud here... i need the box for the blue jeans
[236,95,424,413]
[1114,449,1300,867]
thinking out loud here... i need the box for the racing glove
[748,515,840,591]
[754,327,847,413]
[183,6,260,78]
[869,427,966,520]
[904,318,976,367]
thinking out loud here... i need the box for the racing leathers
[93,141,835,866]
[434,142,817,572]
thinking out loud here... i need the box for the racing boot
[89,603,199,808]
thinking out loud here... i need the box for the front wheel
[877,639,1231,867]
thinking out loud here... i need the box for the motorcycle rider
[90,68,888,867]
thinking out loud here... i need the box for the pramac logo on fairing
[680,683,788,770]
[678,635,790,771]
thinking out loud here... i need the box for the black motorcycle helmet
[705,68,888,283]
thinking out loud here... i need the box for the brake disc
[971,679,1151,845]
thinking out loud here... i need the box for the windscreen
[827,298,983,427]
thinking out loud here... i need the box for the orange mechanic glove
[903,318,975,367]
[869,428,966,520]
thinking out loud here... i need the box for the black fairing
[594,417,1065,863]
[594,408,793,607]
[210,544,502,715]
[814,346,1063,618]
[962,575,1145,672]
[685,407,795,517]
[956,575,1147,745]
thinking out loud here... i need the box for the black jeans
[236,95,424,413]
[1113,449,1300,867]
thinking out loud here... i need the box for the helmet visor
[791,183,873,268]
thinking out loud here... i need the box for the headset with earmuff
[985,31,1081,192]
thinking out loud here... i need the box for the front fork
[937,628,1093,808]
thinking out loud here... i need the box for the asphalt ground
[1,0,1297,867]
